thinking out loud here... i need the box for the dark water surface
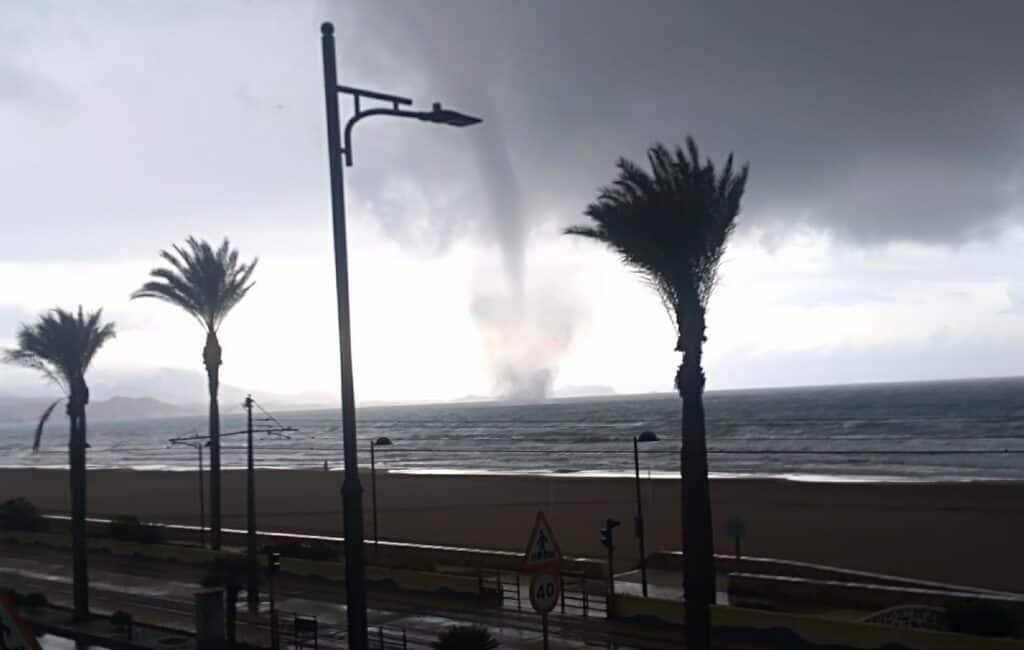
[2,378,1023,481]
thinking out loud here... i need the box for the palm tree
[4,306,117,621]
[565,139,747,650]
[132,237,257,550]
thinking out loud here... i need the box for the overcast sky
[3,1,1024,404]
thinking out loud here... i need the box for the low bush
[947,601,1016,638]
[0,497,50,532]
[431,626,499,650]
[110,610,133,629]
[108,515,164,544]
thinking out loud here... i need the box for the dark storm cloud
[3,0,1024,263]
[330,0,1024,245]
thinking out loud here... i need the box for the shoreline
[1,464,1021,484]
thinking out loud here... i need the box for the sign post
[726,516,746,562]
[522,511,563,650]
[529,573,560,650]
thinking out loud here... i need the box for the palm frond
[3,307,116,397]
[565,137,749,334]
[132,237,258,332]
[33,398,63,452]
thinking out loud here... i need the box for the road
[0,541,708,649]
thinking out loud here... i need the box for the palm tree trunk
[677,309,714,650]
[68,387,90,621]
[204,332,222,550]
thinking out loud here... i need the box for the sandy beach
[1,468,1020,593]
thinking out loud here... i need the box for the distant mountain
[88,367,337,413]
[90,367,249,405]
[0,395,189,423]
[91,396,190,420]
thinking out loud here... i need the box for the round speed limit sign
[529,573,561,613]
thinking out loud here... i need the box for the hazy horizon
[5,369,1024,418]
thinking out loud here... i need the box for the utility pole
[267,550,281,650]
[197,444,206,548]
[168,402,293,583]
[245,395,259,614]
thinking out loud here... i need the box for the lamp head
[636,431,659,443]
[374,436,393,447]
[421,102,482,127]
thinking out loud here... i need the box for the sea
[1,377,1023,482]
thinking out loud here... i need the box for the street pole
[321,23,369,650]
[371,439,378,547]
[600,518,620,606]
[607,537,616,601]
[267,551,280,650]
[245,395,259,614]
[319,24,479,648]
[198,444,206,548]
[633,436,648,597]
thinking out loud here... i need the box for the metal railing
[480,569,521,611]
[275,612,408,650]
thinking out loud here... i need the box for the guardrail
[1,527,484,602]
[277,611,407,650]
[648,550,1021,597]
[729,573,1024,625]
[607,597,1024,650]
[35,514,607,578]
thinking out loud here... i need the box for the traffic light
[600,518,621,549]
[266,550,281,576]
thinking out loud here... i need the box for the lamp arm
[342,107,433,166]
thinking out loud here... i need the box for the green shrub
[108,515,164,544]
[431,626,499,650]
[110,610,133,629]
[947,601,1016,638]
[0,498,50,532]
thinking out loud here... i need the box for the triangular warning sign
[522,510,562,570]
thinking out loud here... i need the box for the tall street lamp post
[169,437,206,548]
[370,436,392,548]
[634,430,659,597]
[319,22,482,650]
[244,395,259,614]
